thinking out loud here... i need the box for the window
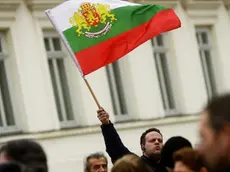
[151,35,176,113]
[0,33,17,133]
[106,61,129,120]
[44,32,76,128]
[196,27,216,99]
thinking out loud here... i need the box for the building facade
[0,0,230,171]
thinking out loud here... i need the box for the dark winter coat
[101,122,168,172]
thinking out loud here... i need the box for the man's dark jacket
[101,122,168,172]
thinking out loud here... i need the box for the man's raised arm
[97,108,132,163]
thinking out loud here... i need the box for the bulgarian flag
[46,0,181,76]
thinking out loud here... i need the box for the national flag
[46,0,181,76]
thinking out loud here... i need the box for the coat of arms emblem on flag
[46,0,181,75]
[69,3,117,38]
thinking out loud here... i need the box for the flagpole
[83,77,102,109]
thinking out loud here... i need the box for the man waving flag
[46,0,181,76]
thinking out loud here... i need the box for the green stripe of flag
[63,5,167,52]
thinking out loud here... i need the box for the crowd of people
[0,93,230,172]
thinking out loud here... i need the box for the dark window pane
[112,62,127,115]
[52,38,61,51]
[154,53,175,110]
[0,63,3,126]
[57,59,74,120]
[201,32,208,44]
[0,38,2,53]
[44,38,50,51]
[0,61,15,126]
[151,39,154,46]
[48,60,63,121]
[154,53,167,110]
[0,108,2,127]
[200,50,216,99]
[106,66,118,115]
[196,33,200,44]
[159,53,175,109]
[204,50,211,59]
[204,51,216,96]
[156,35,164,46]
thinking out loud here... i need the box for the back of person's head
[111,154,152,172]
[161,136,192,168]
[0,139,47,172]
[173,148,208,172]
[205,93,230,132]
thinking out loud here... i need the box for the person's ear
[141,144,146,151]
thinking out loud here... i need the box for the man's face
[174,161,193,172]
[88,157,107,172]
[143,131,163,159]
[198,111,230,171]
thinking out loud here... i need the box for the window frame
[196,27,216,99]
[0,33,19,134]
[43,31,77,128]
[106,61,130,122]
[151,34,177,115]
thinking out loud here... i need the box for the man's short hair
[173,148,205,171]
[205,93,230,132]
[84,152,107,172]
[0,139,47,172]
[140,128,162,145]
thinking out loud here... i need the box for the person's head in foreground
[0,139,47,172]
[111,154,152,172]
[173,148,208,172]
[198,93,230,172]
[84,152,108,172]
[161,136,192,171]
